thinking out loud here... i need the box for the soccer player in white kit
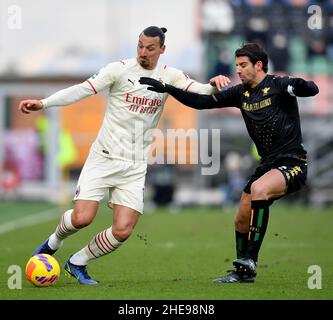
[19,26,230,284]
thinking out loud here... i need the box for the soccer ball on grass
[25,254,60,287]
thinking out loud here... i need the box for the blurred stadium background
[1,0,333,209]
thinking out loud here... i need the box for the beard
[139,57,150,69]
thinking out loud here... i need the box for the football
[25,254,60,287]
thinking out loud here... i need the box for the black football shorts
[244,157,307,197]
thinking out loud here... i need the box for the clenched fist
[18,100,44,114]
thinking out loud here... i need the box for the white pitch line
[0,208,60,236]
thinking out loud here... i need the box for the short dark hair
[235,43,268,72]
[142,26,167,47]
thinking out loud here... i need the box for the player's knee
[250,181,268,200]
[112,225,133,242]
[71,211,94,229]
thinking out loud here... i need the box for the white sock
[48,209,79,250]
[70,226,122,266]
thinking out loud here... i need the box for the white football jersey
[42,58,216,162]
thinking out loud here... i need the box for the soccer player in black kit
[139,43,319,283]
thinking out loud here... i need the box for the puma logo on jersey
[128,78,135,86]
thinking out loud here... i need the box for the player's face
[137,33,165,70]
[235,56,263,86]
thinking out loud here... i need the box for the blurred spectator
[243,0,270,47]
[150,163,176,207]
[148,151,176,207]
[242,0,290,73]
[222,152,246,207]
[201,0,235,34]
[229,0,247,35]
[209,47,232,78]
[324,0,333,63]
[285,0,326,65]
[268,32,290,73]
[201,0,235,80]
[4,129,43,181]
[267,1,290,73]
[0,151,21,194]
[286,0,310,38]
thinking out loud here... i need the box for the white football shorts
[73,150,147,214]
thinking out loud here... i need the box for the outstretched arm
[18,62,118,114]
[18,82,95,114]
[281,77,319,97]
[139,77,241,110]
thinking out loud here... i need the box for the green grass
[0,200,333,300]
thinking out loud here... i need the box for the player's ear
[256,61,263,72]
[160,44,166,54]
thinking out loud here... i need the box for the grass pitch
[0,200,332,300]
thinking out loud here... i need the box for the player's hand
[139,77,168,93]
[18,99,43,114]
[209,75,231,91]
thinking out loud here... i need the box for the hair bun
[160,27,167,33]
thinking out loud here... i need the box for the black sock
[235,231,248,259]
[245,200,270,262]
